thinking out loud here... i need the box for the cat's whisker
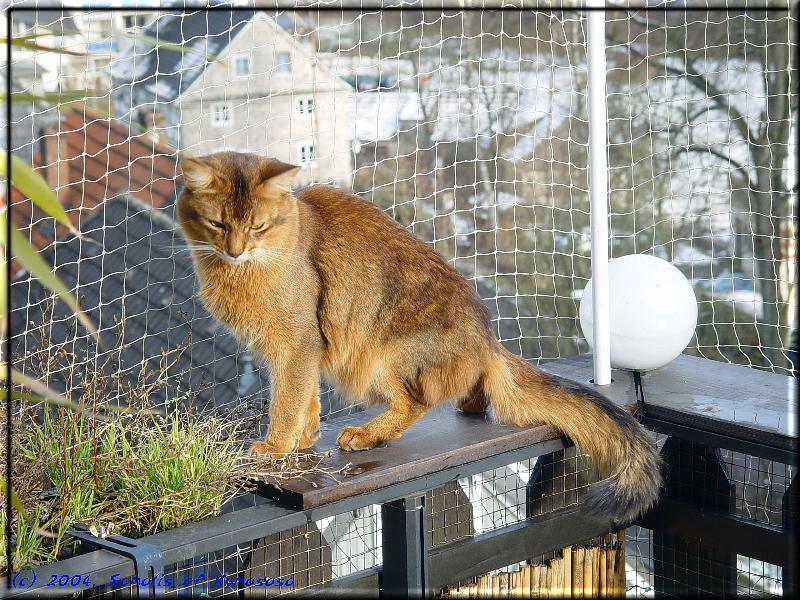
[252,253,296,270]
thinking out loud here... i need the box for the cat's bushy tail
[483,345,662,524]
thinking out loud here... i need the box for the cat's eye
[251,222,269,232]
[208,220,226,230]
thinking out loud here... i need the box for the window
[297,96,314,116]
[298,143,315,165]
[123,14,152,30]
[234,56,250,77]
[210,102,233,128]
[274,52,291,74]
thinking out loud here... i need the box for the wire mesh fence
[1,1,796,594]
[4,7,796,428]
[626,525,785,598]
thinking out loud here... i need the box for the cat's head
[176,152,300,266]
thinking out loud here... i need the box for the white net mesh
[1,2,796,594]
[4,6,795,427]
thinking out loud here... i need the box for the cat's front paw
[337,426,380,451]
[249,440,295,458]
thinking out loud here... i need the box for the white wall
[178,13,354,188]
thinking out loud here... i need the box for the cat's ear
[180,157,216,191]
[262,161,301,194]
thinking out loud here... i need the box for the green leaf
[0,90,89,104]
[0,150,79,236]
[0,214,97,338]
[0,478,29,520]
[6,37,86,56]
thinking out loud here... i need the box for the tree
[614,7,797,371]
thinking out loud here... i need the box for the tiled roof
[10,108,179,261]
[11,196,264,417]
[112,9,257,104]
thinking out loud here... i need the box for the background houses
[112,9,355,187]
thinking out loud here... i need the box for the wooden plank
[541,353,796,442]
[256,352,793,510]
[256,406,568,509]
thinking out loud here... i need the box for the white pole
[587,4,612,386]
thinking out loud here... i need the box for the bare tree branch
[626,43,758,144]
[673,144,752,184]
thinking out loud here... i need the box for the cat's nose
[226,234,246,258]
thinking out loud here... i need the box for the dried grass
[2,325,351,573]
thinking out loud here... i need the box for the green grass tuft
[2,406,241,573]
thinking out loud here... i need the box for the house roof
[112,9,257,104]
[10,107,178,265]
[12,8,81,34]
[11,196,263,417]
[9,195,352,439]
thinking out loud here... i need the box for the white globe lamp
[579,254,698,371]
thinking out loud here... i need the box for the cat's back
[296,185,490,338]
[297,184,418,247]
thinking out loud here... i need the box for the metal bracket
[68,524,165,599]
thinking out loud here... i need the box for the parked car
[695,270,764,319]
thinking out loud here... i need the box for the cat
[176,151,661,523]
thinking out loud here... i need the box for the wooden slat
[256,406,570,509]
[542,353,796,441]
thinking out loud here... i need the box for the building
[112,10,355,187]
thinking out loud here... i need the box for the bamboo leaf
[0,478,29,520]
[0,90,89,104]
[121,31,219,61]
[0,150,78,237]
[0,214,97,338]
[0,246,6,320]
[6,37,85,56]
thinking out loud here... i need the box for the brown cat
[176,151,661,523]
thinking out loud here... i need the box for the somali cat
[176,152,661,523]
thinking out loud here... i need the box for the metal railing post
[587,2,612,386]
[380,495,429,598]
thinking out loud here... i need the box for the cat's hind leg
[336,359,479,451]
[456,377,489,414]
[336,380,428,451]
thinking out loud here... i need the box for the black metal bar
[782,476,798,595]
[638,497,790,567]
[427,506,612,592]
[650,438,737,597]
[5,549,131,598]
[295,568,380,598]
[68,524,165,599]
[300,505,614,595]
[380,495,428,598]
[638,412,799,465]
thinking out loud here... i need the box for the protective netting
[1,3,796,591]
[4,7,796,427]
